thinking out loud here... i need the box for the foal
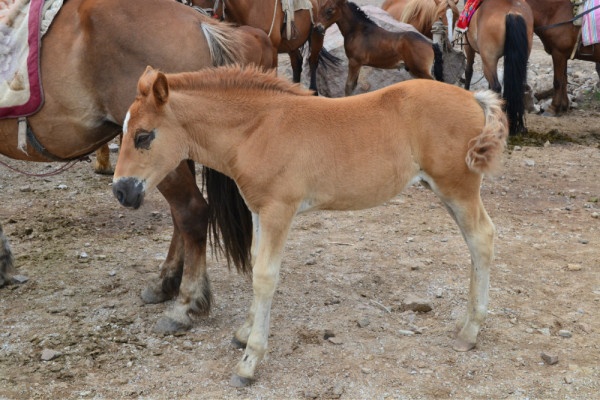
[113,65,507,386]
[314,0,443,96]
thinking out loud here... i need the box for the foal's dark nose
[112,177,145,209]
[314,24,325,35]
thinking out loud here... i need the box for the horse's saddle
[281,0,314,40]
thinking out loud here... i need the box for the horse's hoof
[152,316,191,335]
[94,168,114,175]
[229,373,253,388]
[453,337,476,352]
[541,110,559,117]
[141,285,170,304]
[231,337,247,349]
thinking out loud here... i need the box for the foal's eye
[134,130,155,150]
[326,8,334,16]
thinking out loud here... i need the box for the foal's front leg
[345,59,362,96]
[230,205,295,387]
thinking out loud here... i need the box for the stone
[41,349,62,361]
[523,159,535,167]
[541,352,559,365]
[108,143,120,152]
[19,185,31,192]
[592,212,599,219]
[558,330,572,338]
[357,317,370,328]
[12,275,29,284]
[567,264,582,271]
[564,376,573,384]
[401,295,433,313]
[301,6,465,98]
[398,330,415,336]
[577,238,589,244]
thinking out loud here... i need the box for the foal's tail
[503,13,529,135]
[432,43,444,82]
[466,91,509,176]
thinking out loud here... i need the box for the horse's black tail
[432,43,444,82]
[202,168,253,275]
[318,46,342,70]
[503,13,529,135]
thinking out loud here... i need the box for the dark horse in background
[527,0,600,116]
[194,0,333,92]
[463,0,533,135]
[0,0,271,333]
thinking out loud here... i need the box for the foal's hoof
[229,373,253,388]
[153,316,191,335]
[453,337,476,352]
[141,284,171,304]
[231,337,247,349]
[94,168,114,175]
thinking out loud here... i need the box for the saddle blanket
[455,0,483,33]
[282,0,313,39]
[582,0,600,45]
[0,0,62,119]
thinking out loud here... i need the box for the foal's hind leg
[464,45,476,90]
[149,161,211,334]
[0,223,15,288]
[438,189,495,351]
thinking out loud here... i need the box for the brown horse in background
[112,65,507,386]
[195,0,332,92]
[382,0,459,40]
[463,0,533,135]
[527,0,600,116]
[315,0,444,96]
[0,0,273,333]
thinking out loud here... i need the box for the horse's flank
[400,0,459,37]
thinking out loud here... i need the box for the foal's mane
[166,65,313,97]
[347,2,378,27]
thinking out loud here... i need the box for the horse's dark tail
[432,43,444,82]
[318,46,342,70]
[503,13,529,135]
[202,168,253,275]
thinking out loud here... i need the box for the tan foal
[113,65,508,387]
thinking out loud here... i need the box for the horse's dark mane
[347,2,378,27]
[165,65,313,97]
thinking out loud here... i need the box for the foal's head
[314,0,346,33]
[113,67,189,209]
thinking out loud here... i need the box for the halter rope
[268,0,278,37]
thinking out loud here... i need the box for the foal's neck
[336,3,377,37]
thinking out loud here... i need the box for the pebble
[109,143,120,152]
[435,288,443,298]
[41,349,62,361]
[305,258,316,265]
[514,146,522,151]
[12,275,29,284]
[558,330,572,338]
[578,238,589,244]
[401,295,433,313]
[564,376,573,384]
[523,159,535,167]
[592,212,599,219]
[525,328,534,334]
[109,270,117,276]
[19,185,31,192]
[541,352,559,365]
[57,184,68,190]
[361,367,372,374]
[567,264,582,271]
[357,317,370,328]
[182,340,194,350]
[79,252,89,259]
[398,330,415,336]
[303,391,318,399]
[538,328,551,336]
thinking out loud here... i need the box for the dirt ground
[2,4,600,400]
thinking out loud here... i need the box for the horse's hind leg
[289,49,303,84]
[481,55,502,93]
[94,144,113,175]
[149,161,211,334]
[438,188,495,351]
[345,60,361,96]
[0,222,15,288]
[464,44,476,90]
[308,30,324,93]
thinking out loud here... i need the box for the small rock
[305,258,316,266]
[577,322,592,334]
[41,349,62,361]
[523,159,535,167]
[357,317,370,328]
[564,376,573,384]
[592,212,599,219]
[541,352,559,365]
[327,336,343,345]
[361,367,372,374]
[79,252,89,259]
[109,143,120,152]
[108,270,117,277]
[12,275,29,284]
[401,295,433,313]
[182,340,194,350]
[578,238,589,244]
[410,264,420,271]
[398,330,415,336]
[19,185,31,192]
[567,264,582,271]
[57,184,68,190]
[543,140,551,148]
[525,328,534,334]
[303,391,318,399]
[558,330,572,338]
[514,146,522,151]
[435,288,443,298]
[538,328,551,336]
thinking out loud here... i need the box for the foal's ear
[152,72,169,107]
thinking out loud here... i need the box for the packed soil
[1,4,600,400]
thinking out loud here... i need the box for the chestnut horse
[527,0,600,116]
[381,0,459,40]
[113,65,507,386]
[0,0,274,333]
[194,0,331,92]
[315,0,444,96]
[463,0,534,135]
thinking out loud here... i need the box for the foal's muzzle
[314,24,325,35]
[113,177,145,209]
